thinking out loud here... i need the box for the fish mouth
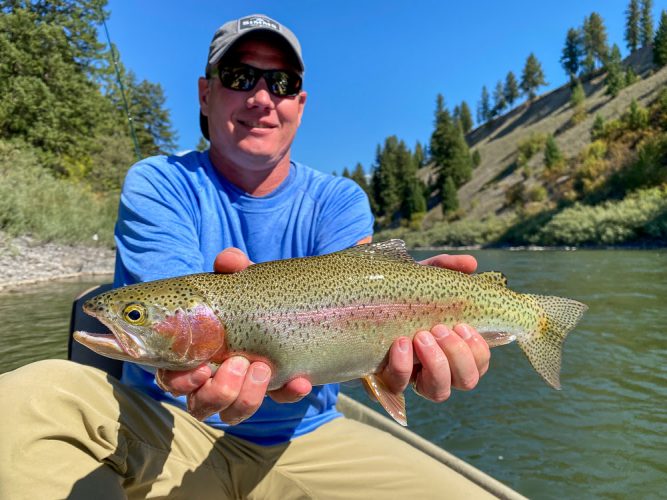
[76,303,151,362]
[73,330,149,363]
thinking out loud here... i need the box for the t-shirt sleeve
[113,161,205,286]
[313,177,374,255]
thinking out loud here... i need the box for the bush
[0,140,118,246]
[544,134,564,169]
[531,187,667,245]
[517,133,547,167]
[623,99,649,131]
[591,114,605,141]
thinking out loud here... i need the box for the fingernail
[417,331,434,346]
[251,363,270,383]
[457,324,472,340]
[432,325,452,340]
[398,337,409,353]
[228,356,249,376]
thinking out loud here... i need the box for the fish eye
[123,304,146,325]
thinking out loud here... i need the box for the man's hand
[156,248,312,425]
[378,254,491,402]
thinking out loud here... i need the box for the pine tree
[591,114,605,141]
[477,86,491,123]
[492,80,507,116]
[561,28,582,79]
[570,80,587,124]
[371,139,401,217]
[584,13,610,69]
[640,0,654,47]
[195,137,208,151]
[504,71,520,108]
[430,95,472,193]
[654,10,667,67]
[441,176,459,215]
[605,44,625,97]
[471,149,481,168]
[625,0,641,52]
[341,167,351,178]
[520,53,547,100]
[413,141,425,168]
[459,101,473,134]
[396,140,426,218]
[544,135,563,169]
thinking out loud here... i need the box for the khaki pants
[0,360,492,499]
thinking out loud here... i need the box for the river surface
[1,250,665,499]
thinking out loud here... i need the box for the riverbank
[0,232,114,290]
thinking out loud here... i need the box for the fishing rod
[100,12,142,161]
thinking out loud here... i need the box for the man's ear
[198,77,210,115]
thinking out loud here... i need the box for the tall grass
[0,140,118,247]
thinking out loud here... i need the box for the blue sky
[103,1,658,174]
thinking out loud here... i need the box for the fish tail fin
[518,295,588,390]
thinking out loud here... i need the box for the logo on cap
[239,16,280,32]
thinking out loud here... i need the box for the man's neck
[208,149,291,196]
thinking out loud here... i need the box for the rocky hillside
[421,46,667,227]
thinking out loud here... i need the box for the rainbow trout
[75,240,587,425]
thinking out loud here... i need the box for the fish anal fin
[480,331,517,348]
[475,271,508,287]
[341,240,415,264]
[362,374,407,426]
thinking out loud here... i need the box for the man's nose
[246,78,274,109]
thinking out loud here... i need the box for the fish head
[74,278,227,370]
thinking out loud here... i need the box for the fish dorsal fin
[475,271,508,287]
[340,239,415,263]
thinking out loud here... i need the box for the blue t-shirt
[113,150,374,445]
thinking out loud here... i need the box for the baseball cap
[200,14,304,141]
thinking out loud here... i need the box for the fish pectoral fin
[362,374,407,427]
[480,331,517,348]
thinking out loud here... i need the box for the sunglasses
[215,63,303,97]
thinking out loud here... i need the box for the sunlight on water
[1,251,665,498]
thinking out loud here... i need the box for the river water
[1,250,665,499]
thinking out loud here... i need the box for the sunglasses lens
[219,66,257,91]
[218,65,302,97]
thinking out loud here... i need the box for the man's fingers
[268,377,312,403]
[454,324,491,378]
[213,247,253,274]
[419,254,477,274]
[434,324,480,391]
[218,362,272,425]
[186,356,258,422]
[379,337,414,394]
[413,330,452,402]
[156,365,211,397]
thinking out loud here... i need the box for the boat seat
[68,283,124,379]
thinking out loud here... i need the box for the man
[0,14,489,498]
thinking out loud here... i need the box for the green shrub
[0,140,118,246]
[591,114,605,141]
[517,133,547,167]
[531,187,667,245]
[624,99,649,131]
[527,185,547,202]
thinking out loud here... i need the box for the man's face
[199,37,307,172]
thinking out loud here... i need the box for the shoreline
[1,233,662,291]
[0,232,115,291]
